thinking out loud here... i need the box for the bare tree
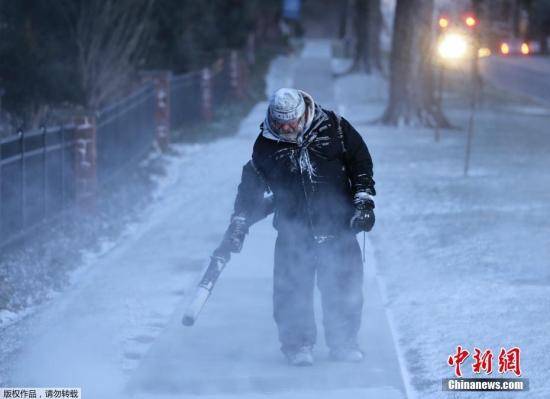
[338,0,350,39]
[339,0,384,75]
[379,0,450,127]
[367,0,383,73]
[410,0,451,127]
[352,0,368,71]
[58,0,156,109]
[379,0,415,124]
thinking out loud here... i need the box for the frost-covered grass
[0,149,174,382]
[0,152,165,313]
[336,71,550,398]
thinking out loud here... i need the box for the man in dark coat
[226,88,375,366]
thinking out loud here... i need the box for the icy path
[5,41,406,399]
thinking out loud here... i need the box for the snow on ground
[3,37,548,399]
[1,41,406,399]
[334,69,550,398]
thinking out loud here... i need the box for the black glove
[350,192,375,232]
[225,215,248,253]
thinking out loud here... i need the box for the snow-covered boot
[285,346,314,366]
[329,347,364,363]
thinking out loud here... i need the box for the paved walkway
[5,40,407,399]
[129,39,406,399]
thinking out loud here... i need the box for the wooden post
[201,67,213,121]
[153,71,171,152]
[73,114,97,211]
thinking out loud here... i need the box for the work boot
[285,346,314,367]
[329,347,364,363]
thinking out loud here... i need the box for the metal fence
[170,71,201,129]
[211,57,231,109]
[0,124,77,244]
[0,49,250,248]
[96,82,156,184]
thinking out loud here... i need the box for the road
[481,55,550,105]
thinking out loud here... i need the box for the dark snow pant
[273,232,364,354]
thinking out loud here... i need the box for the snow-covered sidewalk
[2,41,407,399]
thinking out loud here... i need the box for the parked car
[498,38,534,56]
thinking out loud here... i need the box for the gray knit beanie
[268,88,306,122]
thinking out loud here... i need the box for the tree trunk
[379,0,415,125]
[338,0,349,39]
[367,0,383,73]
[380,0,450,127]
[350,0,383,74]
[411,0,451,127]
[351,0,368,72]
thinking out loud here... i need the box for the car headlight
[437,33,469,60]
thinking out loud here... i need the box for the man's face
[272,114,305,138]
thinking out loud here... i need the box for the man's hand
[350,191,375,232]
[350,208,375,232]
[225,215,248,253]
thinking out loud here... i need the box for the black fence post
[19,130,26,230]
[42,125,47,220]
[0,138,2,237]
[60,124,66,224]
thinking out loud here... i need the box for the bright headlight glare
[437,33,469,60]
[521,43,530,55]
[478,47,491,58]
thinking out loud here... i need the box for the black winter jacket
[234,104,375,241]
